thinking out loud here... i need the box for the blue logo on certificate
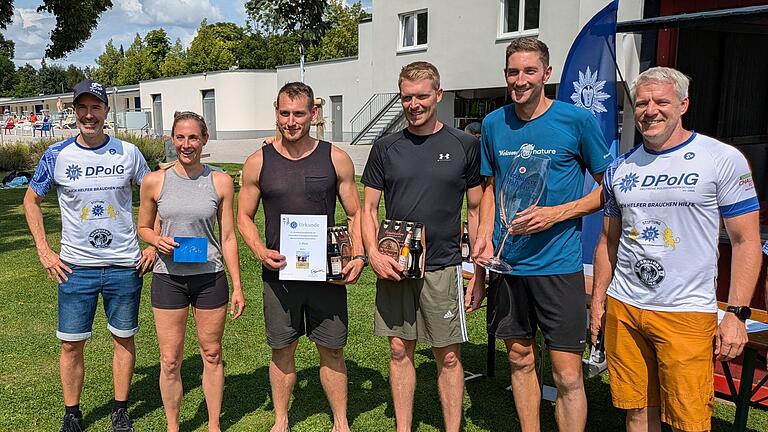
[173,237,208,263]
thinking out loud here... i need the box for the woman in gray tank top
[137,112,245,432]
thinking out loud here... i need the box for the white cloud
[4,8,55,66]
[118,0,223,26]
[2,0,241,68]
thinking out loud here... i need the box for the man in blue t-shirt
[466,38,612,431]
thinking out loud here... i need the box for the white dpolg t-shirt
[603,133,758,312]
[30,136,149,266]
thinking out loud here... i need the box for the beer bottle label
[331,256,342,275]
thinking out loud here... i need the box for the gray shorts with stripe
[374,265,467,347]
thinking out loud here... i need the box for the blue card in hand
[173,237,208,263]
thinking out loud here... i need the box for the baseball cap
[73,79,109,105]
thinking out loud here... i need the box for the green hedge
[0,143,32,171]
[0,133,166,172]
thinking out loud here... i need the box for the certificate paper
[279,214,327,281]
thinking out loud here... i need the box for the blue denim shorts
[57,264,142,341]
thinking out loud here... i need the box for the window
[399,10,428,50]
[500,0,540,38]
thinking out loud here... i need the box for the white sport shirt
[30,136,149,266]
[603,133,758,312]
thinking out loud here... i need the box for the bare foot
[270,419,289,432]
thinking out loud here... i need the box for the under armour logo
[438,153,451,161]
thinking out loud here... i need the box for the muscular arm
[511,172,605,235]
[466,185,483,253]
[716,211,761,361]
[236,150,285,270]
[590,215,621,344]
[23,187,72,283]
[332,146,365,283]
[463,182,486,312]
[214,171,245,319]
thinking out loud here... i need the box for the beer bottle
[398,230,412,269]
[407,225,424,278]
[327,230,344,280]
[461,221,471,262]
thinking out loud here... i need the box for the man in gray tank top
[237,82,366,432]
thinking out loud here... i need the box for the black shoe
[110,408,134,432]
[59,413,84,432]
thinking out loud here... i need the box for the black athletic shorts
[263,280,348,350]
[487,271,586,352]
[151,271,229,310]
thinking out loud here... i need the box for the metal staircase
[350,93,403,145]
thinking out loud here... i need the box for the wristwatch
[726,305,752,322]
[352,255,368,266]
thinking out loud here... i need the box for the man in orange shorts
[590,66,762,431]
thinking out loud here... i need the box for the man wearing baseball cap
[23,78,155,431]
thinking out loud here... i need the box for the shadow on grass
[79,354,389,431]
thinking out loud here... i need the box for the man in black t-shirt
[361,62,483,432]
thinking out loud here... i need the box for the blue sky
[4,0,372,69]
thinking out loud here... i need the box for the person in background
[464,121,482,139]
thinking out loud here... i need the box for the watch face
[739,307,751,320]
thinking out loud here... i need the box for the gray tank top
[153,165,224,275]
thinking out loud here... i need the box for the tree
[145,29,170,65]
[0,33,14,95]
[186,20,244,73]
[1,1,114,60]
[239,30,300,70]
[11,64,40,98]
[307,1,368,61]
[116,34,158,85]
[64,64,85,90]
[38,59,68,94]
[245,0,330,81]
[160,39,187,78]
[92,40,123,86]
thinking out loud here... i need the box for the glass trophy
[476,155,550,274]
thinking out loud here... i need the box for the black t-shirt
[361,126,482,270]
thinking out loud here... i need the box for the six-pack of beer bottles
[376,219,426,279]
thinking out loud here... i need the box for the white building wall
[368,0,644,93]
[139,70,277,138]
[277,56,370,141]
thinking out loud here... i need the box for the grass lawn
[0,164,766,431]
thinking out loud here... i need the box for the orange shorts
[605,296,717,432]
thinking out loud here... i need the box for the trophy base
[475,257,513,274]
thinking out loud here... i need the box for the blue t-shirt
[480,100,612,275]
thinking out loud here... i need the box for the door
[331,95,343,142]
[202,90,217,140]
[152,94,163,136]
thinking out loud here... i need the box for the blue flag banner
[556,0,620,266]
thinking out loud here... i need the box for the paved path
[204,139,373,175]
